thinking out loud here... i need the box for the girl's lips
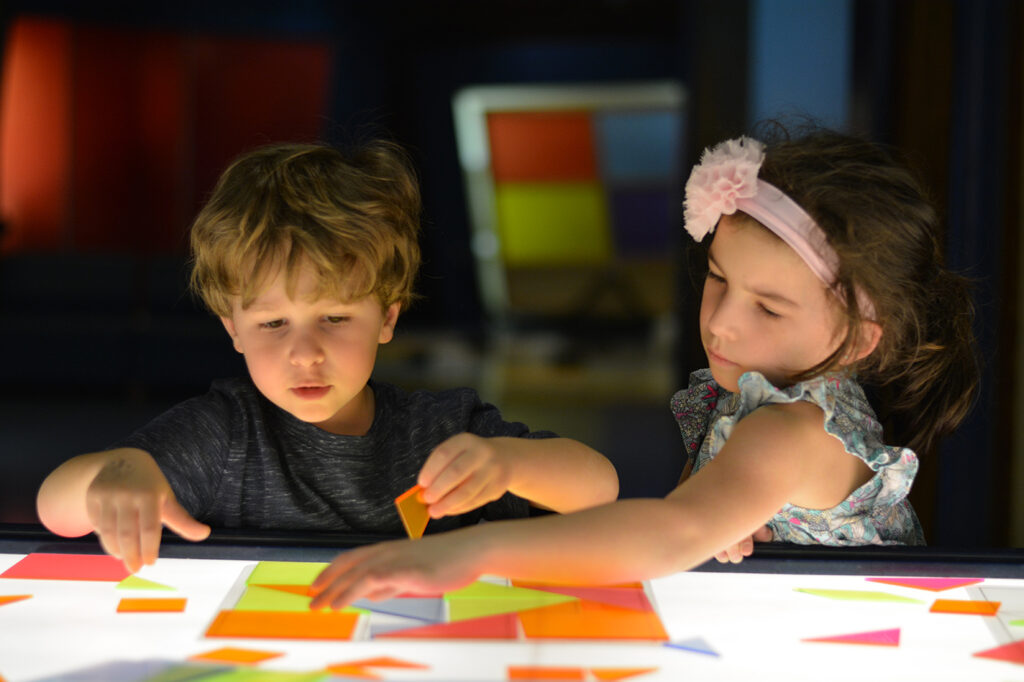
[291,386,331,400]
[707,349,737,367]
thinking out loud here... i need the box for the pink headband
[683,137,875,319]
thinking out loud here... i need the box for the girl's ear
[849,320,882,363]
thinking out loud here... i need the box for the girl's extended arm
[417,434,619,517]
[311,402,858,608]
[37,448,210,572]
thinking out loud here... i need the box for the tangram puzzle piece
[508,666,585,680]
[206,609,358,640]
[590,668,659,681]
[117,575,175,591]
[116,597,187,613]
[0,595,31,607]
[246,561,328,587]
[376,611,520,639]
[518,599,668,641]
[446,580,578,621]
[0,553,130,581]
[352,596,444,622]
[323,664,383,680]
[973,640,1024,665]
[666,637,719,657]
[189,647,283,665]
[930,599,1001,615]
[395,484,430,539]
[326,656,429,678]
[508,584,653,612]
[803,627,900,647]
[794,588,921,604]
[867,576,983,591]
[235,585,314,612]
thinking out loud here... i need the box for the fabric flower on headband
[683,136,765,241]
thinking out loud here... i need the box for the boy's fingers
[96,502,121,560]
[117,509,142,573]
[139,503,162,567]
[418,437,465,488]
[161,498,211,542]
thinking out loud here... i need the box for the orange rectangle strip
[930,599,1001,615]
[117,597,187,613]
[509,666,586,680]
[206,609,358,640]
[518,600,668,640]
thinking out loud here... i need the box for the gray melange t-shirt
[113,378,554,535]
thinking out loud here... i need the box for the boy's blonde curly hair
[189,140,421,317]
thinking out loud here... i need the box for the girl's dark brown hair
[754,123,978,455]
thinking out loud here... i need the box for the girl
[309,128,978,607]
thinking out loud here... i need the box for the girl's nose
[706,297,740,342]
[289,331,325,366]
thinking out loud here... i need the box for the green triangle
[445,581,577,621]
[245,561,329,586]
[233,585,364,614]
[795,588,922,603]
[116,575,175,591]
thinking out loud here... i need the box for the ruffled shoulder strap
[671,369,727,460]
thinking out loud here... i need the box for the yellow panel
[495,183,611,266]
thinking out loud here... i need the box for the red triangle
[803,628,900,647]
[515,585,652,612]
[974,640,1024,665]
[375,612,518,639]
[866,577,983,592]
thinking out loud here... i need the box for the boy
[37,141,618,572]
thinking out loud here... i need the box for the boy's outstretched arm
[418,434,618,518]
[37,448,210,572]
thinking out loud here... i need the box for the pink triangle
[803,628,900,647]
[866,577,983,592]
[517,585,653,612]
[375,612,518,639]
[974,640,1024,665]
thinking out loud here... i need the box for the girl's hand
[418,433,512,518]
[85,457,210,573]
[308,532,482,610]
[713,525,774,564]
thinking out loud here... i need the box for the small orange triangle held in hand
[395,484,430,539]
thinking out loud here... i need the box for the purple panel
[608,187,677,255]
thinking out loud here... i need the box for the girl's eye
[706,271,725,284]
[260,320,285,330]
[758,304,781,319]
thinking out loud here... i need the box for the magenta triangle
[803,628,900,647]
[375,612,519,639]
[973,640,1024,665]
[517,585,652,612]
[866,577,983,592]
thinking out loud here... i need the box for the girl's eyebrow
[707,251,800,309]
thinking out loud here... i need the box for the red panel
[0,18,73,252]
[71,27,188,253]
[192,37,331,211]
[487,111,597,182]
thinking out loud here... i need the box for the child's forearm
[496,437,619,512]
[36,448,157,537]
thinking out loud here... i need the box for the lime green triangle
[246,561,328,586]
[197,669,329,681]
[446,580,574,601]
[234,585,364,614]
[1010,619,1024,626]
[116,575,175,591]
[795,588,922,603]
[140,662,231,682]
[448,593,577,621]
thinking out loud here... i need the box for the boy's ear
[220,316,244,354]
[379,303,401,344]
[849,320,882,364]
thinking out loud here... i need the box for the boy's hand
[85,458,210,573]
[308,532,480,610]
[713,525,773,563]
[418,433,513,518]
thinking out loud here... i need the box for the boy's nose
[289,333,325,366]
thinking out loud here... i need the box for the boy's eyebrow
[707,251,800,308]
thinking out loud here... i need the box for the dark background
[0,0,1019,548]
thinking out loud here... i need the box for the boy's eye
[325,316,350,324]
[260,319,286,330]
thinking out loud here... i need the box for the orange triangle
[0,595,31,607]
[334,656,429,669]
[591,668,659,681]
[509,666,585,680]
[395,485,430,539]
[323,664,381,679]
